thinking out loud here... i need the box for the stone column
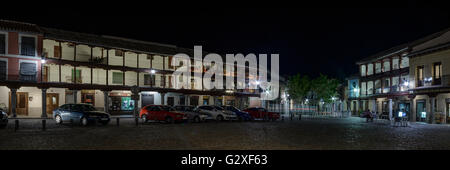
[371,100,377,113]
[41,88,48,118]
[10,88,17,118]
[430,97,436,124]
[388,99,393,120]
[103,91,110,113]
[160,92,166,105]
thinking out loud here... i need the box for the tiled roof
[0,20,42,33]
[41,27,180,56]
[356,27,450,64]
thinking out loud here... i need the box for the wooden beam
[123,51,126,86]
[73,44,77,84]
[59,42,62,83]
[91,46,93,85]
[106,49,109,86]
[137,54,139,87]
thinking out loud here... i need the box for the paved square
[1,117,450,150]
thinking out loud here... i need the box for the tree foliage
[287,73,339,105]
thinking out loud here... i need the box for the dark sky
[3,6,450,80]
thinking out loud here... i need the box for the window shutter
[0,34,5,54]
[0,61,6,80]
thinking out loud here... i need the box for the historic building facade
[0,20,264,118]
[352,27,450,123]
[407,28,450,124]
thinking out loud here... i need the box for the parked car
[195,105,237,121]
[53,103,111,126]
[174,105,208,123]
[140,105,187,123]
[222,105,252,121]
[243,107,280,121]
[0,108,8,128]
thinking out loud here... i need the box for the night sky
[3,6,450,81]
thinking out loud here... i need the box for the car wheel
[165,116,174,124]
[216,115,224,122]
[142,114,148,123]
[194,116,200,123]
[81,117,88,126]
[55,115,63,124]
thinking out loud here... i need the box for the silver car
[196,105,237,121]
[174,105,208,123]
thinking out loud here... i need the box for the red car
[140,105,187,123]
[243,107,280,121]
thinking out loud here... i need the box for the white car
[195,105,237,121]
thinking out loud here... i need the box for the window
[392,76,400,92]
[160,75,166,87]
[375,80,381,94]
[367,64,373,75]
[20,36,36,56]
[71,69,82,83]
[115,50,124,57]
[144,74,155,85]
[384,78,390,93]
[54,46,61,58]
[375,62,382,73]
[0,60,6,80]
[400,56,409,68]
[361,82,366,96]
[168,56,174,69]
[383,60,390,72]
[112,72,124,84]
[360,65,366,76]
[0,34,5,54]
[433,62,442,85]
[392,58,399,70]
[417,66,424,87]
[367,81,373,95]
[19,62,37,81]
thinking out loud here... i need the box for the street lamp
[150,69,156,74]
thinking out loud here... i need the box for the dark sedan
[53,104,110,126]
[222,105,252,121]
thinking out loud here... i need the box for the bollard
[135,117,138,127]
[14,120,19,132]
[116,117,120,126]
[281,116,284,122]
[70,119,74,127]
[42,119,46,131]
[299,114,302,120]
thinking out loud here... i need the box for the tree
[310,74,340,112]
[287,74,311,103]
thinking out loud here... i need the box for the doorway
[416,100,426,122]
[46,93,59,114]
[141,93,154,107]
[9,92,29,116]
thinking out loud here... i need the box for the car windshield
[226,106,239,112]
[161,106,176,111]
[73,104,96,111]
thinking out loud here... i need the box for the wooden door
[46,93,59,114]
[9,92,28,116]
